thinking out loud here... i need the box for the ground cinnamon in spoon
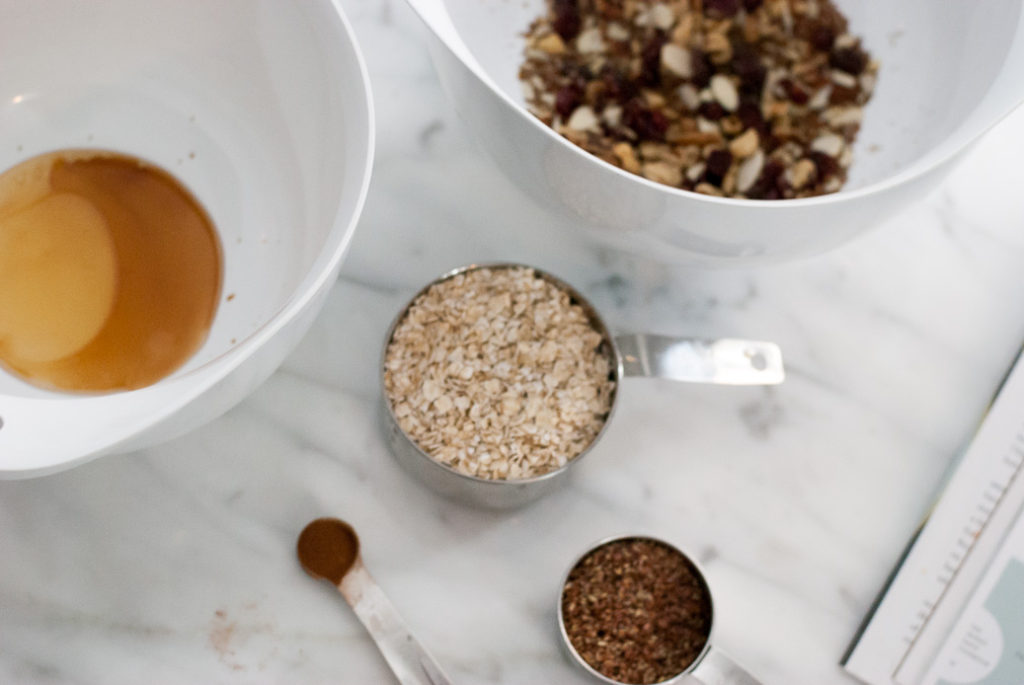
[297,518,360,585]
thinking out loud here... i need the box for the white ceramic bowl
[407,0,1024,265]
[0,1,374,477]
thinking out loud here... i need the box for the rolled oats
[383,267,615,481]
[519,0,878,199]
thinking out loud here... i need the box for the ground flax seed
[562,538,713,684]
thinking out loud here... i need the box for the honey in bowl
[0,150,222,392]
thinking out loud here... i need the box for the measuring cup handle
[613,335,784,385]
[688,644,765,685]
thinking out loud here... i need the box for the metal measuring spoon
[297,518,453,685]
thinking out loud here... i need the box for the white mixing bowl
[407,0,1024,265]
[0,1,374,477]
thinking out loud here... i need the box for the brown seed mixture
[383,267,615,480]
[519,0,878,199]
[561,538,712,684]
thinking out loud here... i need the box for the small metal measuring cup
[381,264,783,509]
[558,534,764,685]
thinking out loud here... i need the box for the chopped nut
[695,181,724,196]
[643,90,667,108]
[613,141,642,173]
[788,157,816,189]
[824,106,863,127]
[576,27,605,53]
[642,160,683,185]
[602,104,623,127]
[729,128,760,157]
[671,12,695,44]
[830,69,858,89]
[636,3,675,30]
[606,22,630,41]
[519,0,878,198]
[535,32,566,54]
[704,31,733,63]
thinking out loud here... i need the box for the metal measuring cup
[380,264,783,509]
[558,534,764,685]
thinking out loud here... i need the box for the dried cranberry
[552,0,581,41]
[555,84,583,119]
[742,0,763,10]
[703,0,740,18]
[779,78,810,105]
[697,101,727,121]
[736,103,768,136]
[830,45,868,74]
[731,44,766,95]
[762,133,781,152]
[690,49,714,88]
[641,32,667,86]
[809,151,838,179]
[704,149,733,185]
[624,99,668,141]
[809,23,837,51]
[761,159,786,190]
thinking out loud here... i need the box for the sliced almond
[661,43,692,78]
[710,74,739,111]
[677,83,701,111]
[736,149,764,193]
[810,133,844,158]
[566,106,600,132]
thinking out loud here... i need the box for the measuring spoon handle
[615,335,784,385]
[339,562,453,685]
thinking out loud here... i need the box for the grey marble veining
[2,0,1024,683]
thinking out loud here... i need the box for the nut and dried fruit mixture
[383,267,615,480]
[562,538,713,684]
[519,0,878,199]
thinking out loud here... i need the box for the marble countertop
[3,1,1024,683]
